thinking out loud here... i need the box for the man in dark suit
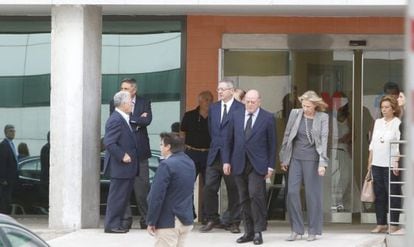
[200,80,243,233]
[0,125,18,214]
[223,90,276,245]
[104,91,139,233]
[147,132,195,246]
[110,78,152,229]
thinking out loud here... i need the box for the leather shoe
[236,233,254,243]
[104,228,128,233]
[226,223,241,234]
[140,221,148,230]
[199,221,218,232]
[121,219,132,230]
[253,232,263,245]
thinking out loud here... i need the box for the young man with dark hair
[147,132,195,246]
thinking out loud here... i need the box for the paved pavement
[15,216,388,247]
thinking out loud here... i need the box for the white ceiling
[0,4,405,17]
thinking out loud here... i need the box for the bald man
[223,90,276,245]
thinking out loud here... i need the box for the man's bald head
[245,90,261,113]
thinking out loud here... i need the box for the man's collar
[245,108,260,116]
[222,97,235,107]
[115,108,130,119]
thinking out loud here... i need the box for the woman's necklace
[304,116,315,145]
[380,117,394,143]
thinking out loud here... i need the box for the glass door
[222,49,356,222]
[290,50,355,222]
[360,50,404,223]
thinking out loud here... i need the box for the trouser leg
[372,166,388,225]
[287,158,305,234]
[203,158,222,222]
[302,160,323,235]
[223,172,241,224]
[248,170,267,233]
[234,174,253,235]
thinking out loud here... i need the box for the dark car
[0,214,49,246]
[12,151,160,215]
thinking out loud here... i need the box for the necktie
[245,113,253,138]
[221,104,228,124]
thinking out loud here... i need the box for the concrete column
[49,5,102,229]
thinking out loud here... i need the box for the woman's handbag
[361,169,375,202]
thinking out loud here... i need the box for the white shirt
[369,117,401,167]
[115,108,131,130]
[131,96,136,113]
[244,108,260,129]
[221,97,235,121]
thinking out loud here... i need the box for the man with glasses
[0,125,18,214]
[200,80,242,233]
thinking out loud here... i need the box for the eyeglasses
[216,87,231,92]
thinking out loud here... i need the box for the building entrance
[220,34,403,223]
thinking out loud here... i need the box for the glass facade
[0,18,185,157]
[223,48,404,222]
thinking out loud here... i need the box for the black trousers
[371,166,402,226]
[0,181,15,214]
[203,155,240,224]
[186,149,208,221]
[234,158,267,234]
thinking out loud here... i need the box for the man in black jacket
[0,125,18,214]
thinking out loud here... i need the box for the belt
[186,145,209,152]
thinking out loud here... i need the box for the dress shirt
[244,108,260,129]
[221,97,235,122]
[115,108,131,130]
[131,96,136,114]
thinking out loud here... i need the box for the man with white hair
[104,91,139,233]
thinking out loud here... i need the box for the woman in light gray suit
[280,90,329,242]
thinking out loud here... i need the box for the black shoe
[199,220,218,232]
[121,219,132,230]
[104,228,128,234]
[236,233,254,243]
[253,232,263,245]
[226,223,240,234]
[140,221,148,229]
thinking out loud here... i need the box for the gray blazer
[279,109,329,167]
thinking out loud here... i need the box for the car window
[20,159,41,180]
[148,156,160,184]
[1,225,48,247]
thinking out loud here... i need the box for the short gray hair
[113,91,131,108]
[4,124,14,134]
[218,79,235,89]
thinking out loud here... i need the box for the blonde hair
[298,90,328,112]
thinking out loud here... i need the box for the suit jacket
[0,139,18,184]
[146,152,195,228]
[207,99,244,166]
[223,108,277,176]
[279,108,329,166]
[104,110,139,179]
[110,96,152,160]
